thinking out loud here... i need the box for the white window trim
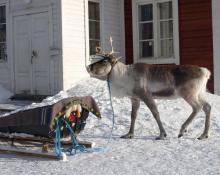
[132,0,179,64]
[212,0,220,94]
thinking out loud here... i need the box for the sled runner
[0,145,65,160]
[0,96,101,160]
[0,134,95,160]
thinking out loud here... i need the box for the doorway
[13,11,50,95]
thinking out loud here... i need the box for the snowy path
[1,78,220,175]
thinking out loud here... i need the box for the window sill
[135,57,178,64]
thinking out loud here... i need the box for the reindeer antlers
[95,36,115,57]
[94,36,122,60]
[109,36,114,55]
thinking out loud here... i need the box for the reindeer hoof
[120,133,134,139]
[156,133,167,140]
[178,128,187,138]
[178,129,187,138]
[197,134,209,140]
[178,134,183,138]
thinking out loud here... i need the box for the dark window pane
[89,21,100,39]
[160,20,173,38]
[89,1,100,56]
[139,4,153,21]
[0,6,6,23]
[90,40,100,55]
[160,39,173,57]
[0,6,6,61]
[89,1,100,20]
[139,23,153,40]
[0,43,6,60]
[140,41,153,58]
[0,24,6,42]
[159,2,172,19]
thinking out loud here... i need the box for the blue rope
[105,79,115,146]
[83,79,115,153]
[55,117,86,156]
[54,79,115,156]
[61,117,86,155]
[55,120,62,157]
[81,79,115,153]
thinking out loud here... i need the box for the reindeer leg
[140,92,167,140]
[121,97,140,139]
[178,96,202,138]
[198,102,211,140]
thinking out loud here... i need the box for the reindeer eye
[103,59,108,63]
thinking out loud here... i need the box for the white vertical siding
[61,0,125,90]
[61,0,88,90]
[101,0,125,60]
[49,0,63,94]
[0,64,11,91]
[212,0,220,95]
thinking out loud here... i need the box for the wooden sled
[0,134,95,160]
[0,96,100,160]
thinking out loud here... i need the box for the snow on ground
[1,78,220,175]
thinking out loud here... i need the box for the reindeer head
[86,53,118,80]
[86,37,119,80]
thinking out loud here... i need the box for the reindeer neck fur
[109,61,129,77]
[108,61,135,98]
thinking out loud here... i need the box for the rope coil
[55,79,115,157]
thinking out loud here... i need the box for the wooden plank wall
[124,0,214,92]
[179,0,214,92]
[124,0,134,64]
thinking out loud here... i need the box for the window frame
[88,0,102,56]
[0,4,7,62]
[132,0,179,64]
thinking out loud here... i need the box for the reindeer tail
[199,67,211,94]
[201,67,211,80]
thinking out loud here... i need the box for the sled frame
[0,134,94,160]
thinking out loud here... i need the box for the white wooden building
[0,0,124,95]
[0,0,220,96]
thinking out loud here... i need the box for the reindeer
[86,39,211,140]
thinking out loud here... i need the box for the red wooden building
[124,0,218,93]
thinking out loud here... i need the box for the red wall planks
[124,0,134,64]
[179,0,214,92]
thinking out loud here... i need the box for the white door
[14,12,50,95]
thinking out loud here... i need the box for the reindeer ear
[109,56,118,64]
[96,47,102,54]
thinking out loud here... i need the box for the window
[0,5,6,61]
[133,0,179,64]
[158,2,173,58]
[138,4,154,58]
[88,1,101,55]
